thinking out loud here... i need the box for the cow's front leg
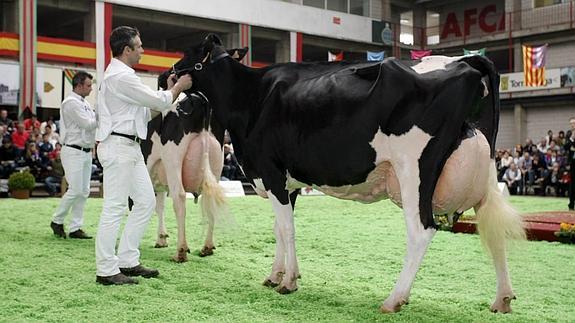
[171,189,189,262]
[154,191,169,248]
[266,190,299,294]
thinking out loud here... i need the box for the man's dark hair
[72,71,93,89]
[110,26,140,57]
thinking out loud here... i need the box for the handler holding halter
[94,26,192,285]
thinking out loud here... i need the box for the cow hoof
[380,298,408,313]
[199,246,215,257]
[490,295,515,313]
[172,255,188,263]
[154,243,168,248]
[263,279,280,288]
[276,285,297,294]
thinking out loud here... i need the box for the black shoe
[119,264,159,278]
[69,229,92,239]
[50,222,66,239]
[96,273,138,285]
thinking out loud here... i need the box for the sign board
[499,68,560,93]
[372,20,393,45]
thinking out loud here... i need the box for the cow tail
[475,162,525,255]
[199,131,227,227]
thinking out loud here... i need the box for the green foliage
[7,171,36,191]
[0,196,572,322]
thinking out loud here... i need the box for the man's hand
[167,74,177,90]
[170,74,193,102]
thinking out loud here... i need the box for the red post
[508,12,513,72]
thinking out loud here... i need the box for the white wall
[106,0,374,43]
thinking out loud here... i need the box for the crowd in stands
[1,107,571,197]
[0,109,102,196]
[496,129,571,197]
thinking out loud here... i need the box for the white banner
[499,68,561,93]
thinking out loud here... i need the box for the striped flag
[64,69,77,85]
[522,44,548,87]
[19,0,37,117]
[328,51,343,62]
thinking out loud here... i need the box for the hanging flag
[64,69,77,85]
[522,44,548,87]
[463,48,486,56]
[367,51,385,61]
[328,51,343,62]
[410,50,432,60]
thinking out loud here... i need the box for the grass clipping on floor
[0,195,572,322]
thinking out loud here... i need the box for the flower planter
[11,189,31,199]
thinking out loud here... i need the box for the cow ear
[205,33,223,46]
[227,47,249,61]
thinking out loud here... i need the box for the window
[350,0,369,16]
[303,0,324,9]
[399,11,413,45]
[327,0,347,13]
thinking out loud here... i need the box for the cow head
[158,34,248,91]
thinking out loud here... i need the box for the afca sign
[440,3,505,39]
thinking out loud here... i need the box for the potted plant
[554,223,575,244]
[8,171,36,199]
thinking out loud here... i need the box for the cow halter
[171,51,230,75]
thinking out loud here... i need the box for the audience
[0,111,572,199]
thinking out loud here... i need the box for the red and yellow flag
[522,44,548,87]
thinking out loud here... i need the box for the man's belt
[111,132,142,144]
[64,144,92,153]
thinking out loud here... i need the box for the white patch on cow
[285,172,307,191]
[481,78,489,97]
[410,55,464,74]
[252,178,269,198]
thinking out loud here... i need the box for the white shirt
[60,92,97,148]
[96,58,173,141]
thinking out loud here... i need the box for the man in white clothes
[50,71,96,240]
[95,26,192,285]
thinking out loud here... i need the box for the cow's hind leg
[264,190,299,294]
[154,191,169,248]
[476,162,525,313]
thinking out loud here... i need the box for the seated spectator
[537,138,548,154]
[40,116,58,135]
[543,162,567,197]
[38,133,54,165]
[0,109,13,133]
[503,162,522,195]
[49,142,62,160]
[548,140,560,153]
[22,141,45,181]
[499,150,513,180]
[545,130,554,147]
[513,144,523,156]
[523,138,536,155]
[221,144,240,181]
[43,125,60,147]
[0,138,17,179]
[23,114,41,132]
[556,130,566,147]
[531,154,548,195]
[517,152,533,192]
[11,124,29,157]
[44,150,64,197]
[0,125,5,143]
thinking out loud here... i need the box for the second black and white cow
[140,91,226,262]
[161,34,525,313]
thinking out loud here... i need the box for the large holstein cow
[161,34,525,313]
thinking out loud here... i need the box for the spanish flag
[522,44,548,87]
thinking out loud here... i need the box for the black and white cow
[161,34,525,313]
[140,91,226,262]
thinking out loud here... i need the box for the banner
[328,51,343,62]
[410,50,432,60]
[499,68,560,93]
[463,48,486,56]
[522,44,548,87]
[19,0,37,117]
[367,51,385,61]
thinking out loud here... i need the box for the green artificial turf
[0,195,572,322]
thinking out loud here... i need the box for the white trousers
[52,145,92,232]
[95,135,156,276]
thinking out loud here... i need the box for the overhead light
[430,13,439,18]
[400,19,409,23]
